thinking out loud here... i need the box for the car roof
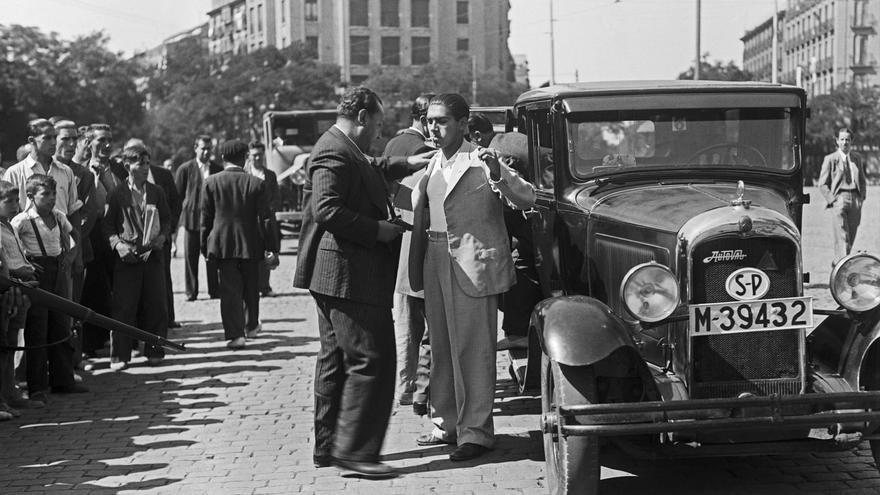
[515,80,804,106]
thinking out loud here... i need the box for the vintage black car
[509,81,880,494]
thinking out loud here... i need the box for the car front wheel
[542,353,600,495]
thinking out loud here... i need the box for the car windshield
[568,107,799,178]
[269,114,335,148]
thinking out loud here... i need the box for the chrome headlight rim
[619,261,681,323]
[829,252,880,313]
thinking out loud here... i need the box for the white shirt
[426,151,458,232]
[11,207,73,258]
[3,156,82,216]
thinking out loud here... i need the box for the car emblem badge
[725,267,771,301]
[702,250,747,263]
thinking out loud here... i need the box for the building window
[351,75,369,84]
[350,35,370,64]
[350,0,369,26]
[457,38,468,52]
[249,7,255,33]
[381,36,400,65]
[305,0,318,21]
[281,0,287,23]
[411,0,429,27]
[257,4,263,32]
[306,36,319,56]
[456,1,468,24]
[412,36,430,65]
[381,0,399,27]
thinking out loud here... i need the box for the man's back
[202,168,268,260]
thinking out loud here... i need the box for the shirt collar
[26,155,57,174]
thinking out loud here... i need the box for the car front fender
[531,295,635,367]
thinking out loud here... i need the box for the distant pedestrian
[176,136,222,301]
[201,140,279,350]
[819,128,867,265]
[245,141,281,298]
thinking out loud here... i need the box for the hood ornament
[731,180,751,208]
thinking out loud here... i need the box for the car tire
[541,353,600,495]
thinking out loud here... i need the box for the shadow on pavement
[0,316,316,493]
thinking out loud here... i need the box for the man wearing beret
[201,140,279,350]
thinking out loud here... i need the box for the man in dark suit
[151,156,181,327]
[294,86,433,478]
[175,136,222,301]
[819,128,868,265]
[201,140,278,350]
[246,141,281,298]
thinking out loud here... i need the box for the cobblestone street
[1,187,880,494]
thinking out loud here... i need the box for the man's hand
[10,266,35,280]
[115,242,138,263]
[376,220,405,243]
[406,150,436,172]
[477,147,502,180]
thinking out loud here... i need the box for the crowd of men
[0,118,281,421]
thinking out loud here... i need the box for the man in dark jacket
[293,86,432,478]
[201,140,278,350]
[175,136,222,301]
[246,141,281,297]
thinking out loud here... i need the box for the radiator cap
[731,180,752,208]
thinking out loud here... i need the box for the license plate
[689,296,813,337]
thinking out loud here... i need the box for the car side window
[528,110,555,192]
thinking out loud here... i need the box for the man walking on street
[294,86,433,479]
[201,140,278,350]
[176,136,222,301]
[819,128,867,265]
[245,141,281,298]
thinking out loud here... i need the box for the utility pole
[771,0,778,83]
[550,0,556,85]
[694,0,701,80]
[471,55,478,105]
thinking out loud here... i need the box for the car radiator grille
[690,237,801,399]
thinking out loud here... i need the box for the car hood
[577,182,791,233]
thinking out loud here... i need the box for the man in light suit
[201,140,278,350]
[175,136,222,301]
[819,128,867,264]
[293,86,433,478]
[409,94,535,462]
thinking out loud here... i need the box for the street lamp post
[549,0,556,85]
[694,0,701,80]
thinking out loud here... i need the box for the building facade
[208,0,514,83]
[742,0,880,96]
[741,12,785,82]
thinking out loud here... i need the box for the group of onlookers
[0,117,281,421]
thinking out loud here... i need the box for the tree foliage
[677,53,754,81]
[142,42,340,163]
[0,24,144,164]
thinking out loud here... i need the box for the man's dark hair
[121,143,150,164]
[84,123,112,142]
[54,120,78,133]
[429,93,470,121]
[838,127,853,138]
[248,140,266,151]
[194,135,212,147]
[27,119,54,138]
[467,113,494,135]
[411,93,435,119]
[218,140,249,165]
[25,173,56,197]
[337,86,383,119]
[0,180,19,202]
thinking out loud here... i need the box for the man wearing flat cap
[201,140,279,350]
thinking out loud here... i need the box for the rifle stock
[0,275,186,352]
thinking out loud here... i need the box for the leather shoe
[413,402,428,416]
[227,337,246,350]
[449,443,492,462]
[246,323,262,339]
[313,454,332,468]
[169,321,182,329]
[333,459,398,479]
[185,295,197,302]
[51,384,89,394]
[416,431,454,446]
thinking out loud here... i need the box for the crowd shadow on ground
[0,318,317,493]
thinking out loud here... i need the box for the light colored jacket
[818,149,867,206]
[408,140,536,297]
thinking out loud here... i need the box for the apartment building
[208,0,514,83]
[741,12,785,82]
[742,0,880,96]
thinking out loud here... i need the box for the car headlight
[620,262,680,323]
[830,253,880,312]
